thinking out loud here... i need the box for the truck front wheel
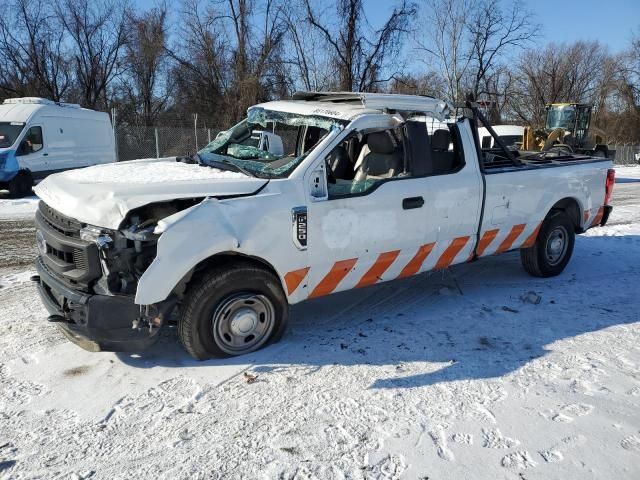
[520,211,575,277]
[179,262,289,359]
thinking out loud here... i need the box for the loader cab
[545,103,592,148]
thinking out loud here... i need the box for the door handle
[402,196,424,209]
[43,153,48,156]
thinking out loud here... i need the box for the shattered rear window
[197,108,344,178]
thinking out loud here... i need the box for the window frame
[326,121,466,200]
[17,125,44,156]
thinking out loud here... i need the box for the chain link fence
[609,144,640,165]
[115,125,220,161]
[110,110,640,165]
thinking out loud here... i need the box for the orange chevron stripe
[474,229,500,258]
[521,222,542,248]
[356,250,400,288]
[435,236,470,269]
[284,267,310,295]
[309,258,357,298]
[496,224,526,253]
[397,243,436,278]
[591,207,604,226]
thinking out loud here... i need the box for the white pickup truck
[32,93,615,359]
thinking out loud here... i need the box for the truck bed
[482,149,609,173]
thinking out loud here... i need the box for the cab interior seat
[354,131,403,182]
[431,129,455,174]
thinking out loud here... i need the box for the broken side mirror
[309,162,327,199]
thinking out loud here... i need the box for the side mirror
[309,162,327,199]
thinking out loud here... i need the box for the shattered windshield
[0,122,25,148]
[197,108,343,178]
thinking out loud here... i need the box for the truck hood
[34,158,268,229]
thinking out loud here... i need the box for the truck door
[16,125,47,179]
[299,120,481,300]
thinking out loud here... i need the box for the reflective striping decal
[521,222,542,248]
[284,267,310,295]
[495,224,526,253]
[300,222,549,298]
[397,243,436,278]
[356,250,401,288]
[434,236,470,270]
[474,229,500,258]
[591,207,604,226]
[309,258,358,298]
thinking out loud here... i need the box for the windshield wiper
[194,153,257,178]
[218,159,256,178]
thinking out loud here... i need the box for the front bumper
[34,256,160,352]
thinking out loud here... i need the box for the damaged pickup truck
[32,92,615,359]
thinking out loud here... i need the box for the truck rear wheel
[520,211,575,277]
[179,262,289,360]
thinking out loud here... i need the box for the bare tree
[119,3,171,126]
[304,0,416,92]
[416,0,473,103]
[170,0,287,126]
[56,0,129,109]
[416,0,536,104]
[0,0,71,100]
[387,71,447,97]
[281,0,335,91]
[467,0,537,100]
[510,41,611,125]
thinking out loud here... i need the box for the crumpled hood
[34,157,268,229]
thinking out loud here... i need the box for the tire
[178,262,289,360]
[520,211,575,277]
[8,171,33,198]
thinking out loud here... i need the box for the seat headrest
[432,129,451,151]
[367,132,395,154]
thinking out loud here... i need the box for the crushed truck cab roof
[255,91,451,122]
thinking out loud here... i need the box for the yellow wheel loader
[522,103,613,159]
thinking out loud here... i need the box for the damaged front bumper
[34,256,161,352]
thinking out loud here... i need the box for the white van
[0,97,115,197]
[478,124,524,149]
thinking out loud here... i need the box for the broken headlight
[80,226,113,248]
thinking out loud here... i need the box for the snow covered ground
[0,168,639,479]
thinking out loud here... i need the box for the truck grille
[39,202,83,238]
[36,201,101,290]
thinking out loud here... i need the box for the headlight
[80,226,103,242]
[80,226,112,248]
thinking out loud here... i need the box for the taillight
[604,168,615,205]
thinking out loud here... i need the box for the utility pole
[111,107,119,161]
[194,113,198,152]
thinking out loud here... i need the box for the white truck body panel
[35,157,266,229]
